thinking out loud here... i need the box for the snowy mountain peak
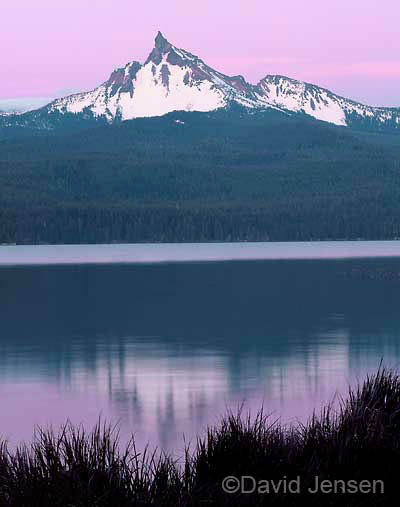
[26,33,399,130]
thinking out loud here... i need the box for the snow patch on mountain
[118,57,226,119]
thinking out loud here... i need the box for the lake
[1,241,400,452]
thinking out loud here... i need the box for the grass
[1,367,400,505]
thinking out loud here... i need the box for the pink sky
[2,0,399,106]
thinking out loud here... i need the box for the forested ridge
[1,109,400,244]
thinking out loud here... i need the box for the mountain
[2,32,399,133]
[45,32,269,124]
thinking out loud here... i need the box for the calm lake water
[1,241,400,452]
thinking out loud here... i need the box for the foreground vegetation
[1,109,400,244]
[0,368,400,505]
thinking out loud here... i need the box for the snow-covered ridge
[15,32,400,129]
[255,75,399,127]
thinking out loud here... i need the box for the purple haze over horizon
[2,0,399,107]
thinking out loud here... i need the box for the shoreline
[2,239,400,267]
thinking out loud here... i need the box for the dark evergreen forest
[1,109,400,244]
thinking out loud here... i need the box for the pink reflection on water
[0,328,389,454]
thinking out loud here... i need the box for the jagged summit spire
[154,31,172,53]
[145,31,173,65]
